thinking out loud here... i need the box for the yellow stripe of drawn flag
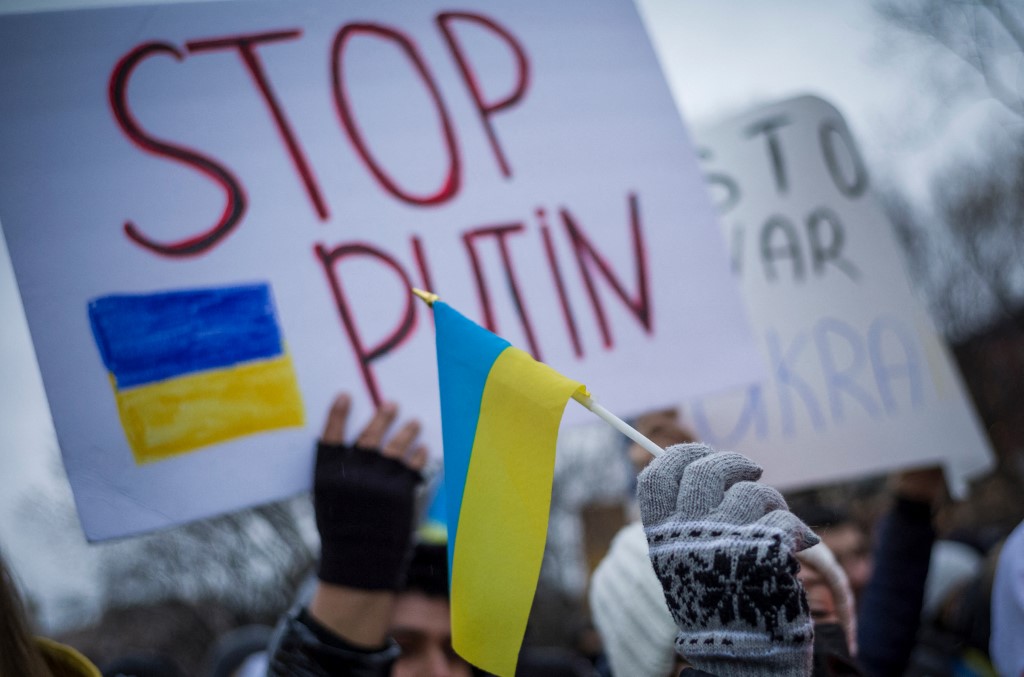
[431,299,586,676]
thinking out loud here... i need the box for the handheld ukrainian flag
[424,291,586,676]
[88,283,304,464]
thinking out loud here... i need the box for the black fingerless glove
[314,443,423,590]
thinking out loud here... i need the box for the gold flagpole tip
[411,288,440,306]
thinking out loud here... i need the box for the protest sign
[686,96,993,494]
[0,0,760,540]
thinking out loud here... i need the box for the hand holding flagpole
[412,288,662,458]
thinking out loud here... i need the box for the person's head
[795,505,873,601]
[795,543,857,658]
[797,555,839,624]
[819,526,872,602]
[390,543,471,677]
[628,409,697,475]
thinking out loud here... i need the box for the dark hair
[402,543,448,599]
[0,552,51,677]
[101,653,182,677]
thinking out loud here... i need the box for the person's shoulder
[36,636,102,677]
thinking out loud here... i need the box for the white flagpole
[571,390,663,458]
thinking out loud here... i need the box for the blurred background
[2,0,1023,673]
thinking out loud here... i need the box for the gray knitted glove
[637,443,819,676]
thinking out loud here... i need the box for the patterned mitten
[637,443,819,676]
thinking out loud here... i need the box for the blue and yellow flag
[88,283,304,464]
[433,300,585,676]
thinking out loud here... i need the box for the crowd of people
[2,394,1023,676]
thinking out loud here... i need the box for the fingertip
[643,442,714,482]
[637,442,715,526]
[759,509,820,551]
[330,394,352,421]
[321,393,352,443]
[662,441,715,458]
[357,401,401,449]
[716,451,763,475]
[381,419,422,460]
[795,523,821,551]
[676,451,761,504]
[748,460,764,482]
[407,445,428,472]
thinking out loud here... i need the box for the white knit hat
[922,540,981,619]
[991,519,1024,677]
[796,542,858,656]
[589,522,678,677]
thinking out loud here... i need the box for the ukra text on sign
[686,96,992,493]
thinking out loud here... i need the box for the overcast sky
[0,0,985,629]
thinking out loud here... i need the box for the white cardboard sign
[686,96,993,494]
[0,0,760,540]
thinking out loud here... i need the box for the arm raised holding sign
[267,394,432,676]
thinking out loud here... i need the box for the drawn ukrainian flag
[432,301,585,676]
[88,283,304,464]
